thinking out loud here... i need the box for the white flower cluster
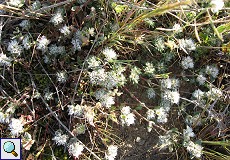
[0,105,16,124]
[144,62,155,75]
[178,38,196,53]
[162,90,180,104]
[146,109,155,120]
[146,88,155,99]
[44,91,53,101]
[52,130,69,146]
[105,145,118,160]
[158,130,178,152]
[68,104,84,117]
[31,0,41,10]
[19,20,30,30]
[184,141,203,158]
[192,89,204,101]
[88,27,95,36]
[0,53,12,67]
[50,10,64,26]
[155,107,168,123]
[172,23,183,33]
[8,0,24,8]
[155,37,165,52]
[210,0,224,13]
[95,89,115,108]
[49,44,66,55]
[206,87,222,100]
[196,74,206,85]
[9,118,24,136]
[160,78,179,91]
[22,35,32,50]
[181,56,194,69]
[87,56,101,68]
[7,39,23,57]
[102,47,117,61]
[120,106,135,126]
[36,35,50,52]
[183,126,195,141]
[205,65,219,78]
[68,138,84,158]
[56,71,68,83]
[129,66,141,84]
[59,25,71,36]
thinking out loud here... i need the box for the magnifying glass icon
[3,141,18,157]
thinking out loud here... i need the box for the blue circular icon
[3,141,18,157]
[3,141,15,153]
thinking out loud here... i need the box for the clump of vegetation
[0,0,229,159]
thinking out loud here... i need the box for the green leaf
[217,22,230,34]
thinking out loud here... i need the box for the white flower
[172,23,182,33]
[197,74,206,85]
[144,62,155,75]
[88,28,95,36]
[56,71,68,83]
[49,44,66,55]
[87,56,101,68]
[50,11,64,26]
[192,89,204,100]
[147,88,156,99]
[52,130,69,146]
[22,35,32,50]
[31,1,41,10]
[155,37,165,52]
[158,134,172,150]
[95,89,115,108]
[68,104,84,117]
[129,66,141,84]
[181,56,194,69]
[68,138,84,158]
[0,112,11,123]
[160,78,179,90]
[206,87,222,100]
[146,109,155,120]
[44,92,53,101]
[89,68,107,85]
[9,118,24,136]
[8,0,24,8]
[7,39,23,56]
[105,145,118,160]
[183,126,195,139]
[72,38,82,52]
[102,47,117,61]
[0,53,12,67]
[84,106,95,126]
[36,36,50,52]
[162,90,180,104]
[19,20,30,30]
[205,65,219,78]
[178,38,196,53]
[155,107,168,123]
[211,0,224,13]
[59,25,71,36]
[184,141,203,158]
[120,106,135,126]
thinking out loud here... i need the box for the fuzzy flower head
[205,65,219,78]
[105,145,118,160]
[129,66,141,84]
[192,89,204,100]
[172,23,183,33]
[197,74,206,85]
[102,47,117,61]
[184,141,203,158]
[147,88,156,99]
[155,107,168,123]
[144,62,155,75]
[160,78,179,90]
[36,36,50,52]
[68,138,84,158]
[9,118,24,136]
[0,53,12,67]
[162,90,180,104]
[22,35,32,50]
[56,71,68,83]
[183,126,195,140]
[155,37,165,52]
[120,106,135,126]
[178,38,196,53]
[181,56,194,69]
[206,87,222,100]
[59,25,71,36]
[94,89,115,108]
[72,38,82,52]
[7,39,23,57]
[211,0,224,13]
[146,109,155,120]
[68,104,84,117]
[87,56,101,68]
[52,130,69,146]
[8,0,24,8]
[50,10,64,26]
